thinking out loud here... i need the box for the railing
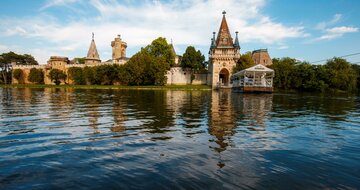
[232,78,273,87]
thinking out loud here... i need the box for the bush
[68,67,85,85]
[48,69,67,85]
[28,68,44,84]
[13,69,24,83]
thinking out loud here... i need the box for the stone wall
[166,67,208,85]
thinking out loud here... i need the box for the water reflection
[0,88,359,189]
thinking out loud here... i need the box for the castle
[12,12,272,87]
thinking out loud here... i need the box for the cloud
[40,0,82,10]
[1,0,307,63]
[316,13,342,30]
[316,26,358,41]
[5,26,27,36]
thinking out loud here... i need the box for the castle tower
[85,33,101,65]
[251,49,272,66]
[111,34,127,64]
[208,11,241,88]
[169,40,181,65]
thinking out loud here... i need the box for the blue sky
[0,0,359,64]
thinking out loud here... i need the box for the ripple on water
[0,88,359,189]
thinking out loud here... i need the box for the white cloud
[326,26,358,33]
[277,45,289,50]
[1,0,307,63]
[316,26,358,41]
[40,0,82,10]
[312,14,358,42]
[5,26,27,36]
[316,13,342,30]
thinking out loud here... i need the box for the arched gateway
[208,11,241,88]
[219,68,230,86]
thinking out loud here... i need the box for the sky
[0,0,359,64]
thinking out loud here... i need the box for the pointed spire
[210,32,216,49]
[86,33,100,60]
[234,31,240,49]
[169,41,176,55]
[216,11,234,47]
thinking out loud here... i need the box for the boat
[231,64,274,93]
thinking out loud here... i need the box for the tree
[181,46,205,83]
[13,69,24,84]
[0,52,38,65]
[270,57,297,90]
[145,37,175,69]
[0,52,38,84]
[0,62,11,84]
[351,64,360,91]
[83,66,96,85]
[232,52,255,73]
[68,67,85,85]
[28,68,44,84]
[48,69,67,85]
[123,48,168,86]
[325,57,357,92]
[73,57,85,64]
[181,46,205,70]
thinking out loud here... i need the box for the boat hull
[232,86,273,93]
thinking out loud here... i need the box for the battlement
[12,65,46,69]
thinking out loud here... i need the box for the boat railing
[232,78,273,87]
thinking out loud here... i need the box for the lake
[0,88,359,189]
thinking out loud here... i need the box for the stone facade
[85,33,101,65]
[208,11,241,88]
[111,35,128,64]
[12,35,128,85]
[165,67,208,85]
[252,49,272,66]
[12,12,272,87]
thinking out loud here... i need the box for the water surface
[0,88,359,189]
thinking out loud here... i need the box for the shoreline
[0,84,212,90]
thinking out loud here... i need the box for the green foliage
[181,46,205,71]
[13,69,24,83]
[28,68,44,84]
[123,49,168,85]
[68,67,85,85]
[83,66,96,85]
[352,64,360,91]
[325,58,357,92]
[48,69,67,85]
[0,51,38,84]
[144,37,175,69]
[0,51,38,65]
[74,57,85,64]
[270,57,358,92]
[233,52,255,73]
[94,64,122,85]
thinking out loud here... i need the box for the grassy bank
[0,84,212,90]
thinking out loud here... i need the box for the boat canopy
[232,64,274,78]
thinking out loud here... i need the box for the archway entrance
[219,68,230,86]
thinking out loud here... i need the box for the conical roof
[234,31,240,48]
[169,43,176,56]
[86,34,100,60]
[216,11,234,47]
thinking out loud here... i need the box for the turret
[111,34,127,64]
[234,31,240,49]
[210,32,216,49]
[85,33,101,65]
